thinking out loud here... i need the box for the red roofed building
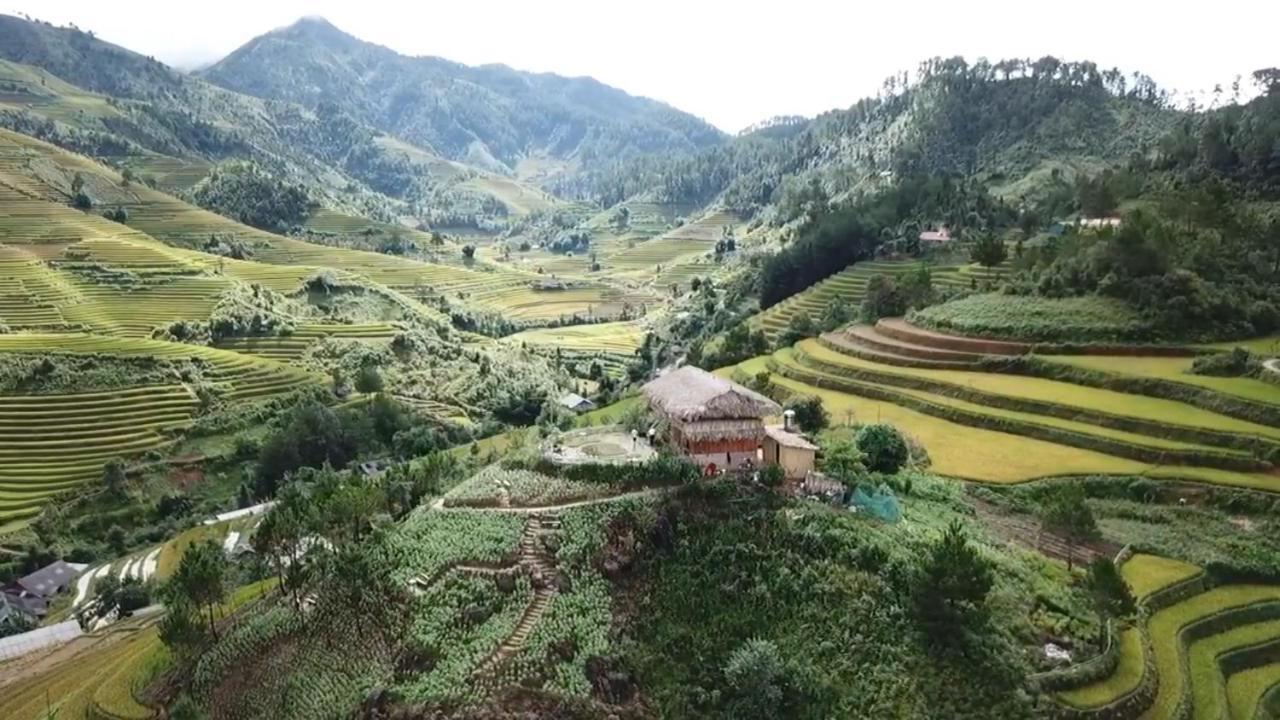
[918,227,952,243]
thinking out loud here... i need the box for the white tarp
[203,501,275,526]
[0,620,82,661]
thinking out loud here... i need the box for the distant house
[17,560,85,599]
[1078,217,1122,229]
[918,227,952,243]
[558,393,596,413]
[762,422,818,481]
[642,366,781,470]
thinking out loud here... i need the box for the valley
[0,8,1278,720]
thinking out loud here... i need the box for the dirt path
[969,497,1121,566]
[469,514,561,691]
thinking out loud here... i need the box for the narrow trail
[469,514,561,691]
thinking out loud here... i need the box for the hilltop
[200,17,725,179]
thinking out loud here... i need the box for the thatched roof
[643,366,781,422]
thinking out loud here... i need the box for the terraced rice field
[736,313,1280,489]
[1122,554,1203,601]
[1,579,275,720]
[1226,664,1280,720]
[216,322,401,362]
[1053,554,1280,720]
[760,345,1278,490]
[505,321,645,355]
[1142,586,1280,719]
[1049,355,1280,408]
[749,259,925,343]
[0,334,322,525]
[606,210,741,284]
[1057,627,1148,710]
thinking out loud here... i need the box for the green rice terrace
[1051,553,1280,720]
[0,333,322,528]
[741,313,1280,490]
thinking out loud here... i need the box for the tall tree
[914,521,994,640]
[1040,486,1100,571]
[969,231,1008,268]
[171,540,228,640]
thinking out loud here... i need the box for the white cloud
[11,0,1279,132]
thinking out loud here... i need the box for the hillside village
[0,8,1278,720]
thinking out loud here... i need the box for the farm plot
[386,510,526,586]
[443,466,623,508]
[1048,355,1280,408]
[792,338,1280,456]
[2,580,275,720]
[216,322,400,362]
[0,384,198,523]
[606,210,741,281]
[748,259,925,344]
[1121,554,1203,601]
[743,352,1278,489]
[505,321,644,355]
[765,346,1278,490]
[1225,664,1280,720]
[910,292,1154,343]
[1140,586,1280,720]
[1056,627,1148,710]
[1055,558,1280,720]
[0,334,323,524]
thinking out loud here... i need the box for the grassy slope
[1121,554,1202,601]
[1225,664,1280,720]
[801,340,1280,441]
[749,352,1279,489]
[1048,355,1280,407]
[1057,627,1146,709]
[1140,586,1280,720]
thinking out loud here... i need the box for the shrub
[855,424,909,474]
[1190,347,1259,377]
[860,274,906,322]
[785,395,828,433]
[721,639,804,719]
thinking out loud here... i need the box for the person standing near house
[646,426,656,445]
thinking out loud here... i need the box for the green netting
[848,485,902,523]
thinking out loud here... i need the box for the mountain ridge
[199,17,726,178]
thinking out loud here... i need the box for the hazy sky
[10,0,1279,132]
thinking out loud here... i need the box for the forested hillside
[0,15,567,230]
[200,18,725,179]
[556,57,1179,216]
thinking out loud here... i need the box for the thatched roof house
[643,367,781,469]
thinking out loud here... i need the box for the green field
[0,334,321,525]
[1049,355,1280,407]
[1121,554,1203,601]
[1225,663,1280,720]
[755,341,1279,491]
[1057,627,1147,709]
[911,293,1153,342]
[1056,556,1280,720]
[1141,586,1280,719]
[748,259,925,343]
